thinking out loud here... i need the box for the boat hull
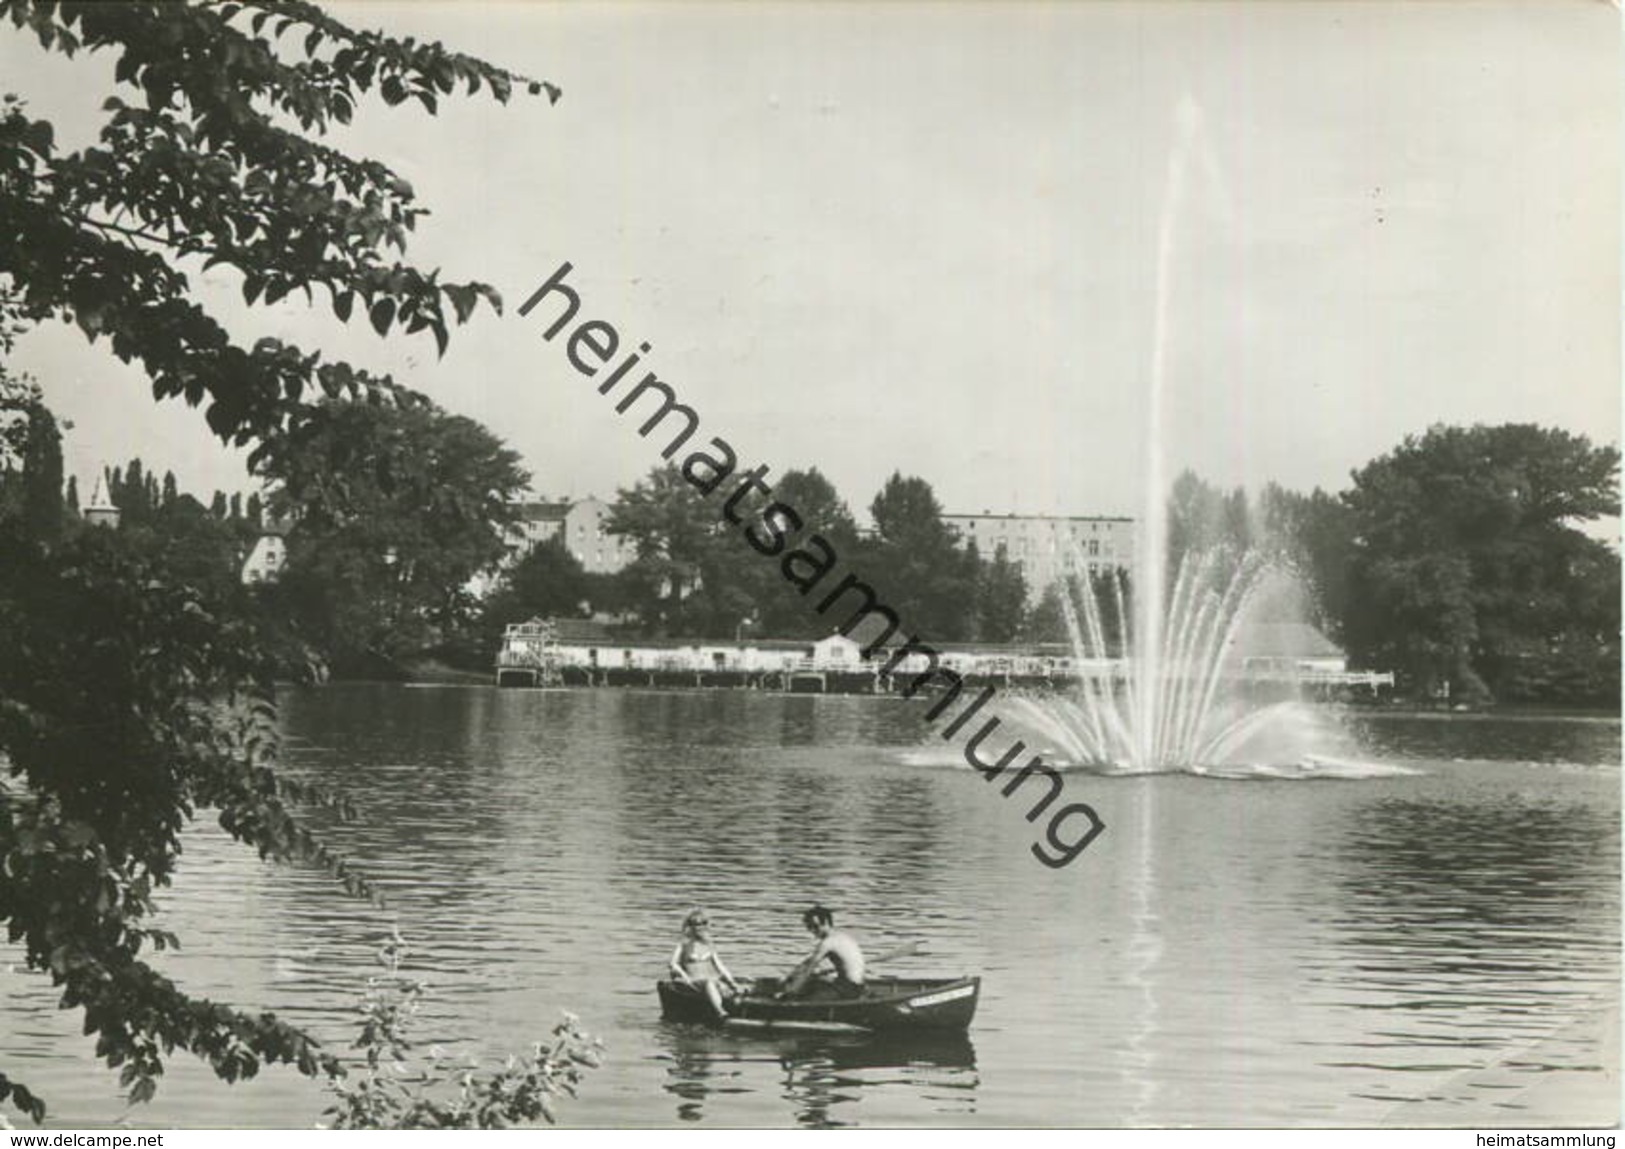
[657,975,979,1033]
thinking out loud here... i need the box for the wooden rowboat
[657,974,980,1033]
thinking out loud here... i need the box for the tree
[0,1,557,1123]
[1,429,361,1125]
[607,464,732,635]
[114,456,152,521]
[776,466,859,549]
[485,537,591,624]
[1020,570,1128,654]
[1164,468,1266,583]
[0,368,63,542]
[1023,578,1069,644]
[150,491,257,603]
[744,466,859,638]
[2,1,555,449]
[863,472,977,641]
[1342,423,1621,702]
[1250,482,1356,642]
[974,541,1029,642]
[255,398,528,669]
[322,932,600,1129]
[1165,469,1228,576]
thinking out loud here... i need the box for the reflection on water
[655,1024,978,1127]
[1343,710,1621,766]
[0,687,1616,1128]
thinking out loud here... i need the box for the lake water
[2,687,1618,1128]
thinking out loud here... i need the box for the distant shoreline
[1358,704,1622,722]
[286,671,1621,719]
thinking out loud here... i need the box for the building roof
[513,500,572,521]
[550,617,614,643]
[900,640,1079,657]
[86,474,116,512]
[945,511,1134,523]
[550,636,821,651]
[537,632,1093,658]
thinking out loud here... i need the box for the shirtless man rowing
[782,905,866,999]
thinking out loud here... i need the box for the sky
[6,1,1620,527]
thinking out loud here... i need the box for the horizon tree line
[36,405,1621,710]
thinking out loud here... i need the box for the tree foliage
[1341,423,1620,702]
[0,368,63,542]
[1021,570,1127,652]
[1259,485,1354,643]
[322,932,601,1130]
[255,398,527,668]
[0,0,557,1122]
[1159,431,1620,706]
[740,466,859,639]
[1163,470,1352,641]
[0,479,370,1122]
[596,465,1019,643]
[484,536,591,626]
[972,540,1029,643]
[861,472,979,641]
[607,464,727,635]
[1,0,554,450]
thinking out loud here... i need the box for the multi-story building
[502,498,571,566]
[472,494,636,599]
[501,495,637,575]
[561,495,637,574]
[943,511,1135,598]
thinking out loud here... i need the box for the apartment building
[943,511,1135,596]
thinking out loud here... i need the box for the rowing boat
[657,974,980,1033]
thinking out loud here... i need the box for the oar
[866,939,924,966]
[735,939,925,993]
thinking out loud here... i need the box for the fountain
[999,99,1346,776]
[999,546,1325,774]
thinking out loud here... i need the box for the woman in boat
[670,908,742,1020]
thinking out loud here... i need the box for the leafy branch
[322,931,602,1130]
[0,0,560,447]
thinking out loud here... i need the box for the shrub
[322,931,602,1129]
